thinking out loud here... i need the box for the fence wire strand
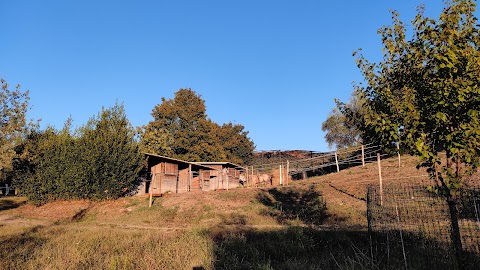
[367,183,480,269]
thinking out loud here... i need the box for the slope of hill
[0,155,476,269]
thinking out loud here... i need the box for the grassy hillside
[0,155,473,269]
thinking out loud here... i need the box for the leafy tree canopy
[0,79,34,183]
[14,102,143,204]
[355,0,480,192]
[353,2,480,266]
[141,88,254,164]
[321,92,366,149]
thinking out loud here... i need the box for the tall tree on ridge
[142,88,255,164]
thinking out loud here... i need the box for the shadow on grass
[328,183,366,201]
[0,226,47,269]
[210,226,370,270]
[220,213,248,226]
[208,185,480,269]
[0,198,26,211]
[256,185,328,225]
[209,226,480,270]
[373,230,480,270]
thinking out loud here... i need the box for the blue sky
[1,0,456,151]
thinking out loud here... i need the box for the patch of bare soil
[5,155,476,233]
[86,197,138,215]
[13,200,92,221]
[0,214,50,227]
[160,188,258,212]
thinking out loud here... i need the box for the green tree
[321,92,366,149]
[142,88,208,160]
[217,122,255,165]
[14,103,143,203]
[79,102,143,200]
[355,1,480,268]
[0,79,30,183]
[13,121,79,203]
[138,124,173,156]
[142,88,255,164]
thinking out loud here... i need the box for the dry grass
[0,225,213,270]
[0,155,477,269]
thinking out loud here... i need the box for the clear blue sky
[1,0,456,151]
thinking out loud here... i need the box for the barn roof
[144,153,217,171]
[193,162,245,170]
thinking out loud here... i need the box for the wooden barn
[192,162,246,191]
[137,154,217,196]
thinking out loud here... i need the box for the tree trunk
[447,198,465,270]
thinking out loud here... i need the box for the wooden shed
[137,154,217,196]
[192,162,246,191]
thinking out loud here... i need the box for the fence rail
[251,144,384,178]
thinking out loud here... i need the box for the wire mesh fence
[367,183,480,269]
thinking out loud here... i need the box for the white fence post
[362,145,365,167]
[149,174,154,208]
[188,164,192,192]
[377,153,383,206]
[226,170,229,191]
[279,165,283,185]
[397,141,401,169]
[286,160,290,185]
[335,151,340,172]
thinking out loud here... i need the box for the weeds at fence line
[367,183,480,269]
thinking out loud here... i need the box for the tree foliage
[141,88,254,164]
[13,124,78,202]
[356,0,480,190]
[354,1,480,267]
[321,92,366,149]
[78,103,144,199]
[217,122,255,165]
[0,79,31,181]
[13,103,143,204]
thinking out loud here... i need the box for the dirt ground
[2,154,479,270]
[0,155,475,232]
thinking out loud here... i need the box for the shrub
[13,103,143,204]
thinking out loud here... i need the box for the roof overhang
[144,153,217,171]
[193,161,245,170]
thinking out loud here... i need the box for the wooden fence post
[149,174,154,208]
[188,164,192,192]
[377,153,383,206]
[226,170,229,191]
[286,160,290,186]
[362,145,365,167]
[279,165,283,185]
[335,151,340,172]
[397,141,401,169]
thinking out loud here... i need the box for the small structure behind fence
[193,162,245,191]
[367,183,480,269]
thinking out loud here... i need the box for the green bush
[13,103,143,204]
